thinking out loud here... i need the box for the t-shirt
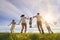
[29,19,32,24]
[21,17,26,23]
[36,15,42,21]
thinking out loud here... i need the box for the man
[33,13,44,34]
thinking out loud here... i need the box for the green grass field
[0,33,60,40]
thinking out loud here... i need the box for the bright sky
[0,0,60,33]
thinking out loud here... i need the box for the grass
[0,33,60,40]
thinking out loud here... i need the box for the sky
[0,0,60,33]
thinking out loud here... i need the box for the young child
[44,21,53,34]
[29,17,32,28]
[8,19,16,33]
[18,14,28,33]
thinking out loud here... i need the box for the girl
[8,19,16,33]
[44,21,53,34]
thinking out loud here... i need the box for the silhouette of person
[44,21,53,34]
[33,13,44,34]
[18,14,28,33]
[8,19,16,33]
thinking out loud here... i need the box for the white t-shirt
[21,17,26,23]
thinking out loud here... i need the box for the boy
[8,19,16,33]
[29,17,32,28]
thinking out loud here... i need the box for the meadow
[0,33,60,40]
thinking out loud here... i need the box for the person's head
[30,17,32,20]
[12,19,15,22]
[37,13,40,15]
[20,14,25,17]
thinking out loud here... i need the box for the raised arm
[18,19,21,25]
[8,22,12,26]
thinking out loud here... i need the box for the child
[18,14,28,33]
[44,21,53,34]
[8,19,16,33]
[29,17,32,28]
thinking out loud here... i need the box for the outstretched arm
[25,17,29,19]
[18,19,21,25]
[33,16,36,18]
[8,22,12,26]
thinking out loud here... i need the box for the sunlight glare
[43,14,53,23]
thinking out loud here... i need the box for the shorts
[21,23,27,27]
[37,21,42,26]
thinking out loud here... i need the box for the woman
[18,14,28,33]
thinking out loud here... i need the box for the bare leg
[24,24,27,33]
[25,26,27,33]
[21,24,24,33]
[48,30,53,34]
[47,27,53,34]
[50,29,53,34]
[48,30,50,34]
[40,24,44,34]
[10,26,14,33]
[11,29,13,34]
[37,25,41,33]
